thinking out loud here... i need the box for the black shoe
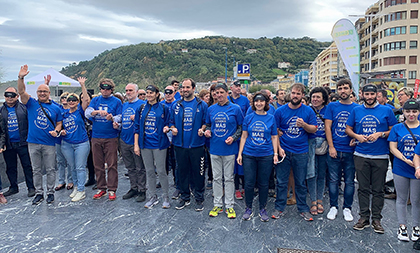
[123,189,139,200]
[136,191,146,202]
[175,199,190,210]
[3,188,19,197]
[27,188,36,197]
[32,194,44,205]
[85,179,96,187]
[156,182,162,188]
[92,184,98,190]
[46,194,54,204]
[195,201,204,212]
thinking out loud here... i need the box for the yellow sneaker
[226,208,236,219]
[209,206,223,217]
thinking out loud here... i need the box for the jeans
[211,154,235,208]
[243,154,273,210]
[328,151,355,209]
[61,140,90,192]
[307,154,328,202]
[275,151,310,213]
[3,143,34,191]
[56,143,71,185]
[28,143,56,195]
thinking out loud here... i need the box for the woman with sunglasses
[134,85,171,209]
[60,77,91,201]
[390,99,420,242]
[237,92,281,221]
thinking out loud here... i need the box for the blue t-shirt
[246,104,276,116]
[161,100,175,115]
[174,92,181,100]
[243,112,277,157]
[229,95,250,116]
[324,102,359,153]
[389,123,420,179]
[385,103,395,109]
[144,104,160,149]
[346,104,397,156]
[26,97,63,146]
[310,106,327,138]
[121,99,145,145]
[6,106,20,142]
[206,102,244,156]
[62,105,89,144]
[88,96,122,139]
[181,99,196,147]
[274,103,317,154]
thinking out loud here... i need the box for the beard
[365,97,377,106]
[290,97,302,106]
[340,92,350,100]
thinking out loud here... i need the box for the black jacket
[0,101,29,148]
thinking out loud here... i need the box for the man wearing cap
[346,84,397,233]
[272,83,317,221]
[205,82,244,219]
[0,87,35,198]
[17,65,63,205]
[168,78,208,211]
[85,78,122,201]
[114,83,147,202]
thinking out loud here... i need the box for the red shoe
[235,190,243,200]
[108,191,116,201]
[93,190,107,199]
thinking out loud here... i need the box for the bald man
[17,65,63,205]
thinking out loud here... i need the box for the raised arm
[17,65,30,104]
[77,77,90,110]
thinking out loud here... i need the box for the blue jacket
[169,98,208,148]
[134,102,170,150]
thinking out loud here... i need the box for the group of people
[0,65,419,250]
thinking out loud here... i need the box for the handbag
[315,137,328,155]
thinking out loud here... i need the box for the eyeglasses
[164,89,174,95]
[138,93,146,96]
[4,92,17,98]
[126,89,134,92]
[397,93,406,98]
[37,90,49,93]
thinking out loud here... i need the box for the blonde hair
[60,91,70,99]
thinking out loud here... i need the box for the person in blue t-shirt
[389,99,420,242]
[307,87,329,217]
[85,78,122,201]
[324,79,359,222]
[168,78,208,211]
[205,83,244,219]
[17,65,63,205]
[346,84,397,233]
[171,80,182,100]
[134,85,171,209]
[237,92,280,222]
[114,83,147,203]
[60,77,91,202]
[273,83,317,222]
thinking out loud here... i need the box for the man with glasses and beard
[272,83,317,221]
[85,79,122,201]
[1,87,35,198]
[346,84,397,233]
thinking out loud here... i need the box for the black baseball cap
[403,99,420,110]
[362,84,377,93]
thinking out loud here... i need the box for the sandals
[55,184,66,191]
[67,184,74,190]
[310,203,318,215]
[317,200,324,214]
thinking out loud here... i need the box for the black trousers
[3,143,34,191]
[174,145,206,202]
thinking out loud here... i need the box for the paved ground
[0,160,418,253]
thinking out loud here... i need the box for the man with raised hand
[114,83,146,202]
[346,84,397,234]
[17,65,63,205]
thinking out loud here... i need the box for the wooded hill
[58,36,331,92]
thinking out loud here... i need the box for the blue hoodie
[169,97,208,148]
[134,102,170,150]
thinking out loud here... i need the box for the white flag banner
[331,19,360,96]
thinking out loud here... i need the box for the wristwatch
[381,132,386,138]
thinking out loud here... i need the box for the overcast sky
[0,0,369,82]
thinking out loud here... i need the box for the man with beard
[346,84,397,233]
[324,79,359,221]
[274,89,286,109]
[272,83,317,221]
[168,78,208,211]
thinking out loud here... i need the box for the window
[384,26,407,36]
[410,41,418,49]
[411,26,418,34]
[412,0,419,3]
[408,71,417,79]
[384,56,406,65]
[412,10,419,19]
[383,41,407,51]
[409,56,417,64]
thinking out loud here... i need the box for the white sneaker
[69,187,78,198]
[71,191,86,202]
[327,206,338,220]
[343,208,353,222]
[398,225,410,241]
[412,226,420,241]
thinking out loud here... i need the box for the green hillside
[58,36,330,92]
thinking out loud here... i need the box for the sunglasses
[4,92,18,98]
[164,89,174,95]
[67,97,79,102]
[138,93,146,96]
[100,83,112,90]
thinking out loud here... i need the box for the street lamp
[223,47,227,83]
